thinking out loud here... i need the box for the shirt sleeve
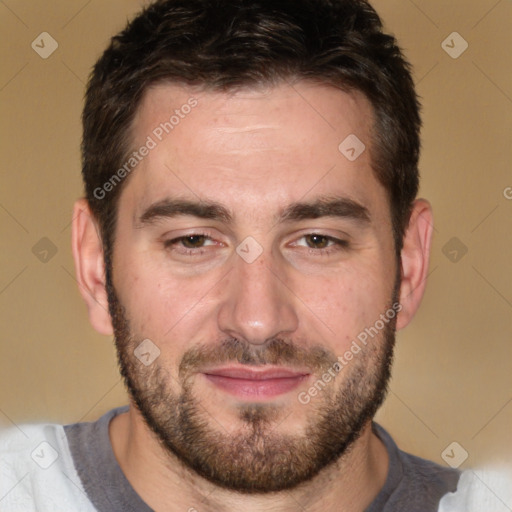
[0,423,97,512]
[438,467,512,512]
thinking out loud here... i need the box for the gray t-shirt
[65,406,460,511]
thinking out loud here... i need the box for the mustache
[178,337,338,380]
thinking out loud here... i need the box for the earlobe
[396,199,434,330]
[71,198,113,335]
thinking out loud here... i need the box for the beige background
[1,0,511,493]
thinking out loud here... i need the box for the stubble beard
[106,272,398,494]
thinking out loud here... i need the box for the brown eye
[304,234,330,249]
[163,233,218,255]
[293,234,349,254]
[180,235,207,248]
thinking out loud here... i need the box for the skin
[72,82,433,511]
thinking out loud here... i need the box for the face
[107,82,399,493]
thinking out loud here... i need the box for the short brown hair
[82,0,421,266]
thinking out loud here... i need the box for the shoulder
[438,466,512,512]
[370,423,460,512]
[398,448,461,493]
[0,421,96,512]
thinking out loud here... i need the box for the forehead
[121,81,383,218]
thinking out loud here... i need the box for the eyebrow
[280,196,371,224]
[136,195,371,228]
[137,199,232,227]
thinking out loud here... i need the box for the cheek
[114,256,222,342]
[293,266,392,348]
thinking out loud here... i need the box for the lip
[202,366,310,400]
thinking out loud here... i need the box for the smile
[201,366,310,400]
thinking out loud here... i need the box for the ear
[396,199,434,330]
[71,198,113,335]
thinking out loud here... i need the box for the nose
[217,249,299,345]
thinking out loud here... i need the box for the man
[0,0,462,510]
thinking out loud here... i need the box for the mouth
[201,366,310,400]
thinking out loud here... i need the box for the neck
[109,404,389,512]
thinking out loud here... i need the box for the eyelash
[300,235,350,255]
[163,232,214,255]
[163,233,349,256]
